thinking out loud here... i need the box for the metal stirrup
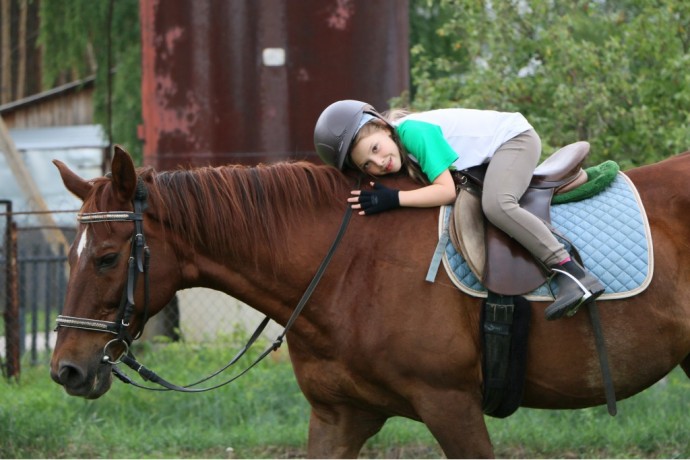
[551,267,593,300]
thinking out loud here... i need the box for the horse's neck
[177,204,346,330]
[156,163,357,336]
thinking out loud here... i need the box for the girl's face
[350,130,402,176]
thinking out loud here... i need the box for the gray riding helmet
[314,99,387,170]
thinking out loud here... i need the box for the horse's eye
[98,253,119,269]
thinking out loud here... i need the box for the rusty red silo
[139,0,409,169]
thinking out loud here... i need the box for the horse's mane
[85,161,350,262]
[151,161,351,260]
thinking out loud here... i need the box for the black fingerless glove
[357,183,400,215]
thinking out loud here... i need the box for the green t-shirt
[396,119,459,182]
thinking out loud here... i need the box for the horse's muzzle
[50,358,113,399]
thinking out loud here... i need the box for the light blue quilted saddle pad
[441,172,653,300]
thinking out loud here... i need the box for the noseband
[56,178,150,364]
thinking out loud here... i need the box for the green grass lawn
[1,337,688,458]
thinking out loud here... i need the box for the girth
[450,142,590,295]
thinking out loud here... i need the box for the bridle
[56,177,151,364]
[55,174,358,393]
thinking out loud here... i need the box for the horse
[50,145,690,458]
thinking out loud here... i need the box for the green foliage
[408,0,469,103]
[38,0,142,163]
[408,0,690,168]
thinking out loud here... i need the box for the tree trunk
[16,0,27,99]
[1,0,12,103]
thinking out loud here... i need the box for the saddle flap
[482,224,548,295]
[450,188,485,280]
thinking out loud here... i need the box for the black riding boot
[545,259,605,320]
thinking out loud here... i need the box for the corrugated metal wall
[139,0,409,169]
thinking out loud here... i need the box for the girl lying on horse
[313,99,604,320]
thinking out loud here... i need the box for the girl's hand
[348,182,400,215]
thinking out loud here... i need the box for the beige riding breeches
[482,129,569,267]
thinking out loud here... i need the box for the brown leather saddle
[449,141,591,295]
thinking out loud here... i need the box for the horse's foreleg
[415,389,494,458]
[306,405,388,459]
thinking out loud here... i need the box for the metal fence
[1,204,280,380]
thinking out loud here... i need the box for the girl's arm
[398,169,456,208]
[349,169,457,215]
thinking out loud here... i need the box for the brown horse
[50,145,690,458]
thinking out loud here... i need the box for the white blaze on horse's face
[76,227,89,259]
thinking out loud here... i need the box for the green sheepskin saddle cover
[552,160,620,204]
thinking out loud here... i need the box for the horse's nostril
[56,361,86,387]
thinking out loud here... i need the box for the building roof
[0,77,96,115]
[0,124,106,227]
[9,125,108,150]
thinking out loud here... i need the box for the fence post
[4,219,20,380]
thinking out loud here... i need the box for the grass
[1,335,688,458]
[486,374,690,458]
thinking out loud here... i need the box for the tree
[38,0,142,163]
[408,0,690,168]
[1,0,11,104]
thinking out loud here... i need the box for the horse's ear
[110,145,137,203]
[53,159,93,201]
